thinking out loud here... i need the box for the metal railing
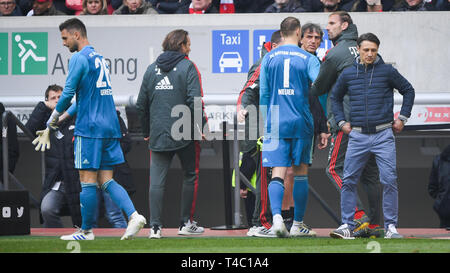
[2,91,450,108]
[2,110,43,208]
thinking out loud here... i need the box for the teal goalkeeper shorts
[262,137,313,167]
[73,136,124,170]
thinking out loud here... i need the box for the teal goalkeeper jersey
[259,44,320,139]
[56,45,121,139]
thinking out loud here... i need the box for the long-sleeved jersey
[56,45,121,139]
[259,44,320,139]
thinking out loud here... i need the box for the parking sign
[316,30,333,61]
[212,30,249,74]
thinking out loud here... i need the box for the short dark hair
[357,32,380,47]
[162,29,189,52]
[330,11,353,25]
[45,84,63,100]
[59,18,87,38]
[270,30,282,45]
[301,23,324,41]
[280,17,301,38]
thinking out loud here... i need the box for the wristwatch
[398,115,408,124]
[338,120,347,129]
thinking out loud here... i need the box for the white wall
[0,12,449,100]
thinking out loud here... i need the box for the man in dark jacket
[330,32,415,239]
[26,84,82,228]
[264,0,306,12]
[136,29,208,239]
[30,0,66,15]
[234,0,274,12]
[393,0,437,10]
[310,11,382,237]
[0,0,23,15]
[300,23,330,151]
[149,0,190,13]
[428,145,450,229]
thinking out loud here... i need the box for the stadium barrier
[2,111,45,195]
[0,13,449,228]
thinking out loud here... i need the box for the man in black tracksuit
[310,11,382,237]
[136,29,208,238]
[25,84,82,228]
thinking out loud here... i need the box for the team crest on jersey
[156,76,174,90]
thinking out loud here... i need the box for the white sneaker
[289,221,317,237]
[121,212,147,240]
[272,214,289,238]
[384,224,403,239]
[60,228,95,241]
[247,226,260,237]
[178,220,204,235]
[149,225,162,239]
[254,226,277,238]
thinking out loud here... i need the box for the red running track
[29,228,450,239]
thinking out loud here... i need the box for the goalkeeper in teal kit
[259,17,322,237]
[33,18,146,240]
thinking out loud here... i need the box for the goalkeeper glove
[32,128,51,152]
[46,109,62,131]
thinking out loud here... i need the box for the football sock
[80,182,98,231]
[293,175,308,222]
[102,179,136,218]
[268,177,284,216]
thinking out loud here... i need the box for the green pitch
[0,236,449,253]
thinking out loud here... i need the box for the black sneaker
[282,208,294,231]
[330,224,355,239]
[149,225,161,239]
[283,217,293,232]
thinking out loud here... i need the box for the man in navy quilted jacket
[329,32,415,239]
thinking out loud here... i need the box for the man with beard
[320,0,342,11]
[27,0,66,15]
[33,18,147,240]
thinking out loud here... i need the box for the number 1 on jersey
[283,58,290,88]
